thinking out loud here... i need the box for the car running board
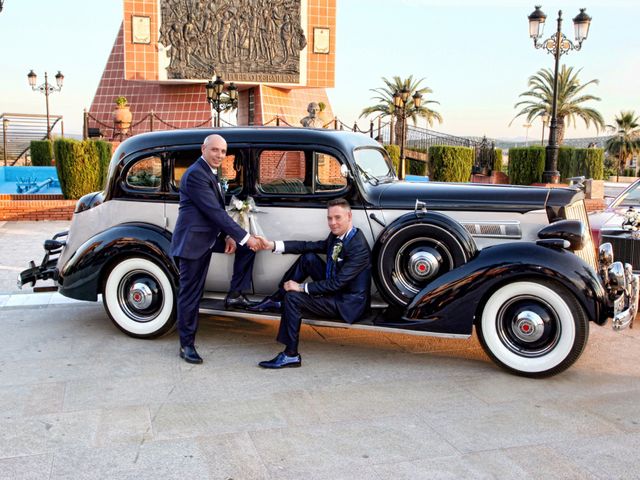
[198,298,469,339]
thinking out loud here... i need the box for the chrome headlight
[599,242,614,267]
[608,261,626,293]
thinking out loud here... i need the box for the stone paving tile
[551,432,640,479]
[196,432,271,480]
[0,454,53,480]
[150,397,289,440]
[0,409,101,459]
[249,415,457,480]
[0,221,68,294]
[573,390,640,434]
[94,406,153,448]
[372,445,595,480]
[422,401,621,455]
[49,441,210,480]
[0,382,66,417]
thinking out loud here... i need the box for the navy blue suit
[276,228,371,352]
[171,157,254,348]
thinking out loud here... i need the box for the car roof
[111,127,381,163]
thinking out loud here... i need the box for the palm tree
[512,65,604,144]
[360,75,442,145]
[605,111,640,181]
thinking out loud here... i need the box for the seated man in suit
[250,198,372,369]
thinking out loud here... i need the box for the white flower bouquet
[226,195,264,236]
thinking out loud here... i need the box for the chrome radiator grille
[563,200,599,271]
[600,232,640,272]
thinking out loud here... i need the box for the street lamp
[205,75,238,127]
[393,88,422,180]
[27,70,64,140]
[523,123,532,146]
[528,5,592,183]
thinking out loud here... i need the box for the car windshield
[618,182,640,207]
[353,148,394,184]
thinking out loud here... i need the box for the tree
[512,65,604,144]
[605,111,640,181]
[360,75,442,145]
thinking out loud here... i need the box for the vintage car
[590,179,640,271]
[19,127,638,377]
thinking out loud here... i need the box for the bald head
[201,134,227,169]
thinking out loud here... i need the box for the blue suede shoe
[247,297,282,313]
[258,352,302,369]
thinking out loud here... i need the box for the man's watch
[299,283,305,292]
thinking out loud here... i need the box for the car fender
[59,223,177,301]
[395,242,606,336]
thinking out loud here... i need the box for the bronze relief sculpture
[159,0,307,83]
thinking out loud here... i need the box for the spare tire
[373,212,477,307]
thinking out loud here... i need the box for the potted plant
[113,96,132,134]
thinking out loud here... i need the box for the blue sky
[1,0,638,139]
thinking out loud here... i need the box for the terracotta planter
[113,106,132,134]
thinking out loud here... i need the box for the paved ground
[0,221,67,293]
[1,220,640,479]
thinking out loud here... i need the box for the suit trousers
[177,238,255,347]
[276,253,340,352]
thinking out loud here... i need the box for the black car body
[20,127,638,377]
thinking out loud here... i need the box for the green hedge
[30,140,53,166]
[54,138,109,199]
[94,140,113,189]
[508,146,545,185]
[408,159,428,176]
[557,147,604,180]
[428,145,474,182]
[384,144,400,175]
[492,148,503,173]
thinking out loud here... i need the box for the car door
[164,145,252,293]
[247,145,369,293]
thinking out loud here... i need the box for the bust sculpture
[300,102,324,128]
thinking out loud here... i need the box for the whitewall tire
[477,280,589,377]
[103,257,176,338]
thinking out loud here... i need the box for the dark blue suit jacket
[170,157,247,260]
[284,229,371,323]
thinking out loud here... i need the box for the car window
[126,156,162,189]
[257,150,347,195]
[619,183,640,207]
[315,152,347,192]
[257,150,310,194]
[353,148,394,182]
[171,149,243,195]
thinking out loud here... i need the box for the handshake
[246,235,273,252]
[223,235,273,254]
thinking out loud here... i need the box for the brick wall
[0,195,76,221]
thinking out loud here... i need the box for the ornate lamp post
[528,5,592,183]
[205,75,238,127]
[393,88,422,180]
[27,70,64,140]
[523,123,532,146]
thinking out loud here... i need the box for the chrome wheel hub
[513,310,545,343]
[129,282,153,310]
[408,251,440,281]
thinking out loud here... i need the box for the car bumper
[17,231,68,290]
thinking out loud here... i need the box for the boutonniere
[331,242,343,262]
[219,176,229,193]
